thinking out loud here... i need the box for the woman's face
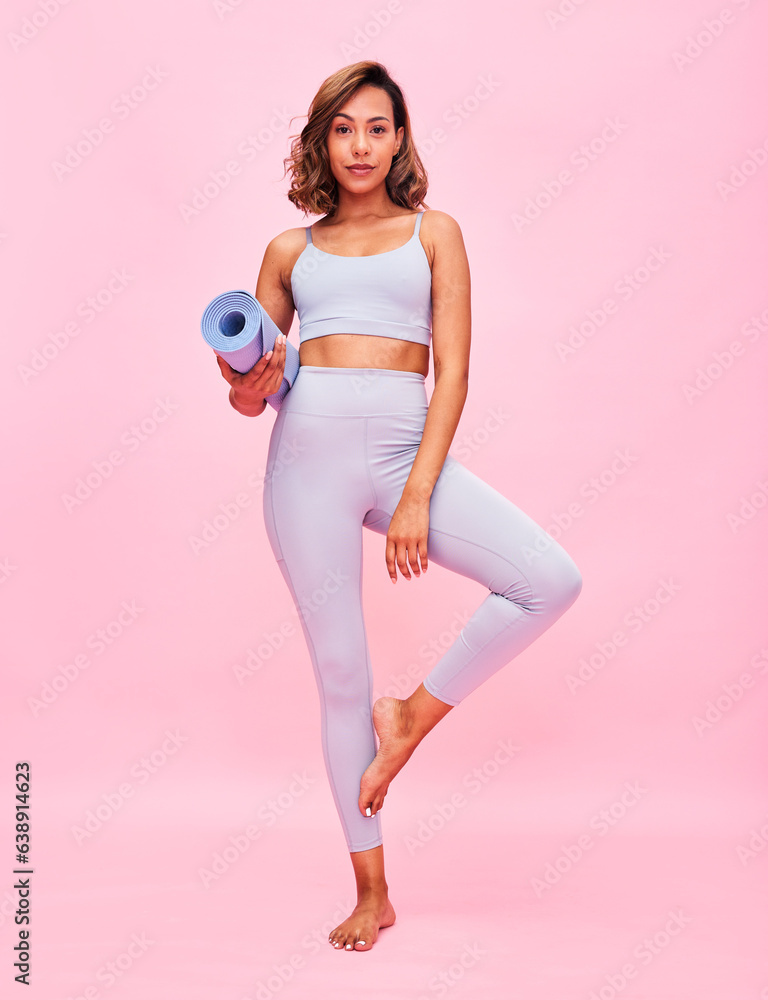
[326,85,404,192]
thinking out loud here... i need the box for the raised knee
[543,550,582,611]
[516,546,582,614]
[559,558,583,608]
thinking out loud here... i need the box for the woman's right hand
[216,333,289,415]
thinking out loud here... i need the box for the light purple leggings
[262,365,582,852]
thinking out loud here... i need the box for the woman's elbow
[434,360,469,386]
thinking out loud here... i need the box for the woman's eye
[335,125,386,135]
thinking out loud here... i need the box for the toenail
[345,943,352,950]
[358,940,366,946]
[365,807,371,816]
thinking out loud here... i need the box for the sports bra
[290,210,432,347]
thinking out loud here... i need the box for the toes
[359,779,380,818]
[329,926,348,950]
[330,920,378,952]
[358,791,372,817]
[359,778,388,818]
[330,929,356,951]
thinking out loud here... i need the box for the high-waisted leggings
[262,365,583,852]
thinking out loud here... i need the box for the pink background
[3,0,767,996]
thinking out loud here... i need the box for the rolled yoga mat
[201,289,300,411]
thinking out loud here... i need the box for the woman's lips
[348,165,374,175]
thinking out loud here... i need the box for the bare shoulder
[420,210,468,270]
[263,225,309,265]
[259,225,311,293]
[421,209,464,239]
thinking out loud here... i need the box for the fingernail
[365,806,371,817]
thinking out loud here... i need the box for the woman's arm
[216,232,297,416]
[385,211,471,582]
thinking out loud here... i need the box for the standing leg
[262,402,396,951]
[263,407,383,853]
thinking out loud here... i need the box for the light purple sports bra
[290,210,432,347]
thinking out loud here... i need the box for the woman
[215,61,583,952]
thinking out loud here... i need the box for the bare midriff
[299,334,430,377]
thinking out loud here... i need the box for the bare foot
[328,887,396,951]
[359,697,417,817]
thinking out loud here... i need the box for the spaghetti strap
[290,209,432,347]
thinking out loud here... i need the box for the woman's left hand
[386,495,430,583]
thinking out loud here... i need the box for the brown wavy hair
[283,61,429,217]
